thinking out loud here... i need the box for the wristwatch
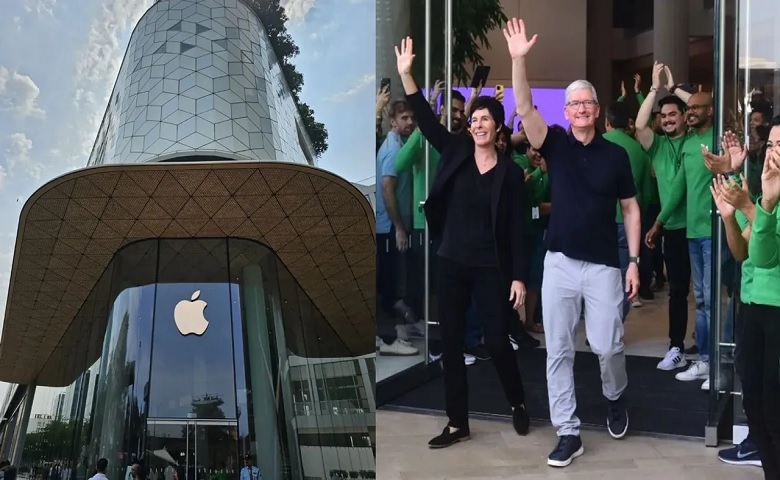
[628,256,640,265]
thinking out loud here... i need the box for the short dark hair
[767,114,780,127]
[388,100,412,118]
[498,125,513,142]
[451,90,466,103]
[468,96,505,127]
[96,459,108,473]
[658,95,686,113]
[751,108,772,123]
[605,102,630,130]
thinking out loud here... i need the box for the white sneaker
[656,347,688,371]
[509,334,519,351]
[464,353,476,366]
[631,299,643,308]
[379,338,418,356]
[675,361,709,381]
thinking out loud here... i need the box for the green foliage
[21,420,74,465]
[410,0,507,86]
[245,0,329,158]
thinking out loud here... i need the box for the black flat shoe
[512,404,530,435]
[428,426,471,449]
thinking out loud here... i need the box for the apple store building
[0,1,376,480]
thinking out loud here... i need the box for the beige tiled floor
[377,410,763,480]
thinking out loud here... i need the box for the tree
[246,0,329,158]
[410,0,507,87]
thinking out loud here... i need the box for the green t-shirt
[657,127,715,238]
[747,201,780,306]
[646,133,687,230]
[395,128,441,230]
[603,129,651,223]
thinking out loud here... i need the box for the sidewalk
[377,410,763,479]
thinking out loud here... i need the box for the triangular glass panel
[154,43,168,54]
[180,43,195,53]
[169,21,182,31]
[195,24,209,34]
[213,39,228,50]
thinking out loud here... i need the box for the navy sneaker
[607,398,629,439]
[547,435,584,468]
[718,438,762,467]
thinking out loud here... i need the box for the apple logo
[174,290,209,336]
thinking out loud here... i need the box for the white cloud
[281,0,318,21]
[327,73,375,102]
[23,0,57,16]
[76,0,152,85]
[12,17,22,31]
[5,132,42,180]
[0,67,46,119]
[70,0,152,160]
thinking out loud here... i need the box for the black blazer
[406,89,529,283]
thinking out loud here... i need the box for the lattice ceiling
[0,161,376,386]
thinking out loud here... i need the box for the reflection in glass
[11,238,374,480]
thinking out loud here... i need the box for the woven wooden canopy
[0,161,376,386]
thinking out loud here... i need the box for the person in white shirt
[238,455,260,480]
[88,459,108,480]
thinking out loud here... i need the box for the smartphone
[494,84,504,101]
[470,65,490,89]
[380,77,391,91]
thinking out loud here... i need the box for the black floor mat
[385,347,710,437]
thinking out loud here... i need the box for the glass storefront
[9,238,375,480]
[708,0,780,444]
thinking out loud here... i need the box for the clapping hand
[761,148,780,211]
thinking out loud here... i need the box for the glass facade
[7,239,375,480]
[710,0,780,443]
[87,0,315,167]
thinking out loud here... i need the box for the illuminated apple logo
[174,290,209,336]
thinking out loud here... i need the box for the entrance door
[147,419,239,480]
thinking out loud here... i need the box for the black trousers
[646,203,666,283]
[736,303,780,480]
[663,228,691,350]
[437,256,526,429]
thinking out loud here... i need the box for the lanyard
[664,133,688,172]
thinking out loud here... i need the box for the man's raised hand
[394,37,415,77]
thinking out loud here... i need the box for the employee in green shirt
[647,83,716,386]
[603,102,651,323]
[713,118,780,477]
[634,62,692,372]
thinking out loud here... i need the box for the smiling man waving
[504,18,641,468]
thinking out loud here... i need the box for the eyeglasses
[566,100,598,109]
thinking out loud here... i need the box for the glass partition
[712,0,780,446]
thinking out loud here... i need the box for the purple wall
[429,86,570,129]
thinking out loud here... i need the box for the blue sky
[0,0,374,417]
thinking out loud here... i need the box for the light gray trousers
[542,251,628,437]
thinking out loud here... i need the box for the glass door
[147,420,238,480]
